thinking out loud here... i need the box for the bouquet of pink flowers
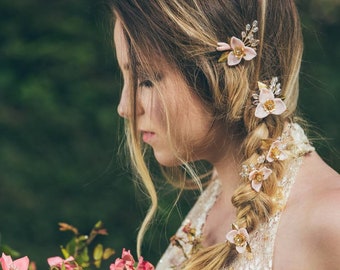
[0,222,154,270]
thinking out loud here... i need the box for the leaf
[61,246,70,259]
[94,259,101,269]
[93,244,103,260]
[218,52,229,63]
[65,237,78,255]
[103,248,115,260]
[94,220,104,230]
[78,246,90,264]
[231,223,238,230]
[0,244,21,257]
[77,235,89,242]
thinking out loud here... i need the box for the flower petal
[226,230,238,244]
[13,256,29,270]
[251,181,262,192]
[64,256,75,263]
[230,37,244,50]
[0,253,13,270]
[238,228,250,242]
[248,169,257,180]
[272,99,286,115]
[228,52,242,66]
[236,245,247,254]
[110,259,125,270]
[266,141,287,162]
[47,256,64,266]
[216,42,231,51]
[266,153,274,163]
[255,104,269,118]
[278,151,288,161]
[121,248,135,264]
[137,257,155,270]
[243,47,257,60]
[260,167,273,179]
[259,89,274,103]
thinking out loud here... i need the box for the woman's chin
[153,150,182,167]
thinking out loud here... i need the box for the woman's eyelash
[139,80,154,88]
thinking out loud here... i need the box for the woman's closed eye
[139,79,154,88]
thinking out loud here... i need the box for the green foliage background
[0,0,339,268]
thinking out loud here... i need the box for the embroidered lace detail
[156,123,314,270]
[156,180,221,269]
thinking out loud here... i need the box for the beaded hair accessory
[253,77,286,119]
[216,21,259,66]
[225,123,314,254]
[210,20,305,258]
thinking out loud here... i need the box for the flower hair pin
[240,128,290,192]
[253,77,286,119]
[217,20,259,66]
[226,224,251,254]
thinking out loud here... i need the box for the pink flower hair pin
[248,166,273,192]
[217,20,259,66]
[226,224,251,254]
[253,77,286,119]
[266,139,288,162]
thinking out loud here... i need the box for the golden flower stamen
[234,233,247,247]
[269,146,281,160]
[263,99,275,112]
[233,47,245,59]
[254,172,264,183]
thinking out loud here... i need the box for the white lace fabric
[156,123,314,270]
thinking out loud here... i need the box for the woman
[112,0,340,269]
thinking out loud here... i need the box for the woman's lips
[142,131,155,143]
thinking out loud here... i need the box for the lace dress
[156,123,314,270]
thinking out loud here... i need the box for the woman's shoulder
[295,151,340,267]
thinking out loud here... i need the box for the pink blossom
[136,257,154,270]
[109,258,126,270]
[217,37,257,66]
[255,85,286,119]
[266,140,288,162]
[47,256,77,270]
[0,253,29,270]
[110,249,135,270]
[226,228,250,254]
[248,167,272,192]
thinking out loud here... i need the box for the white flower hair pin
[240,132,289,193]
[253,77,287,119]
[226,224,251,254]
[217,20,259,66]
[248,166,273,192]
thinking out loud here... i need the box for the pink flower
[248,167,272,192]
[255,82,286,118]
[226,228,250,254]
[110,249,135,270]
[136,257,154,270]
[266,140,288,162]
[47,256,77,270]
[217,37,257,66]
[110,258,126,270]
[0,253,29,270]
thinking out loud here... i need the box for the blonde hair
[111,0,303,268]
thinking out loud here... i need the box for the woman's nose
[117,95,129,119]
[117,87,143,119]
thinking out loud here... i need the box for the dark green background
[0,0,339,268]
